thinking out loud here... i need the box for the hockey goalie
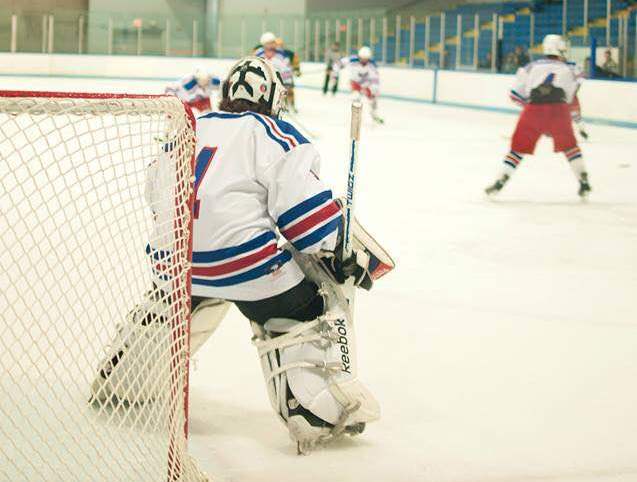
[91,56,394,454]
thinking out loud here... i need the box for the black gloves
[320,251,373,290]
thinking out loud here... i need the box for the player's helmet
[194,67,211,87]
[358,46,372,60]
[260,31,277,46]
[222,56,286,117]
[542,34,567,58]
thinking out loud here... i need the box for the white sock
[565,147,586,180]
[502,151,523,177]
[569,156,587,179]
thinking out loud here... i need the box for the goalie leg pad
[252,290,379,453]
[90,292,172,404]
[91,293,230,404]
[190,297,231,356]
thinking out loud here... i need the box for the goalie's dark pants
[191,278,324,326]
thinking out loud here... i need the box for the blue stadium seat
[376,0,635,75]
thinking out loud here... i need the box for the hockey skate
[485,174,510,195]
[578,172,591,198]
[286,386,367,455]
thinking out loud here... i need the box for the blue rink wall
[0,53,635,129]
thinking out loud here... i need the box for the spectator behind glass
[502,52,517,73]
[602,49,619,74]
[515,46,530,67]
[594,49,622,79]
[479,52,492,69]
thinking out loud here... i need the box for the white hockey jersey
[254,48,294,86]
[509,58,582,106]
[335,56,380,93]
[165,73,221,106]
[181,111,341,301]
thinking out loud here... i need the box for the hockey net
[0,91,207,481]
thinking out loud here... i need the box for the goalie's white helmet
[543,34,567,58]
[260,31,277,46]
[358,46,372,60]
[223,56,286,117]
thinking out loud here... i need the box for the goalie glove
[317,198,394,290]
[320,249,373,290]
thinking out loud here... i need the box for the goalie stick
[342,100,363,314]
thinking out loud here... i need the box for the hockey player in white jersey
[486,35,591,198]
[511,58,589,140]
[92,56,394,454]
[165,67,221,115]
[333,46,383,124]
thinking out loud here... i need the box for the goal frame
[0,89,198,481]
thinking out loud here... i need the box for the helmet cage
[224,56,286,117]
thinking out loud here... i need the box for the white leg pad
[91,295,230,404]
[190,298,231,356]
[252,287,379,450]
[91,295,172,404]
[250,247,380,450]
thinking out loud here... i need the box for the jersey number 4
[193,146,217,219]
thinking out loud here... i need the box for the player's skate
[578,172,591,199]
[485,174,510,195]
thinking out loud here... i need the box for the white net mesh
[0,92,207,481]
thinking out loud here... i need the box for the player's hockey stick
[342,100,362,313]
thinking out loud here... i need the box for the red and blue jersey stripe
[191,231,292,287]
[199,111,308,153]
[277,190,342,252]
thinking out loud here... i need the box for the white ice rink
[2,75,637,482]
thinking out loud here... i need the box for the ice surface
[1,76,636,482]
